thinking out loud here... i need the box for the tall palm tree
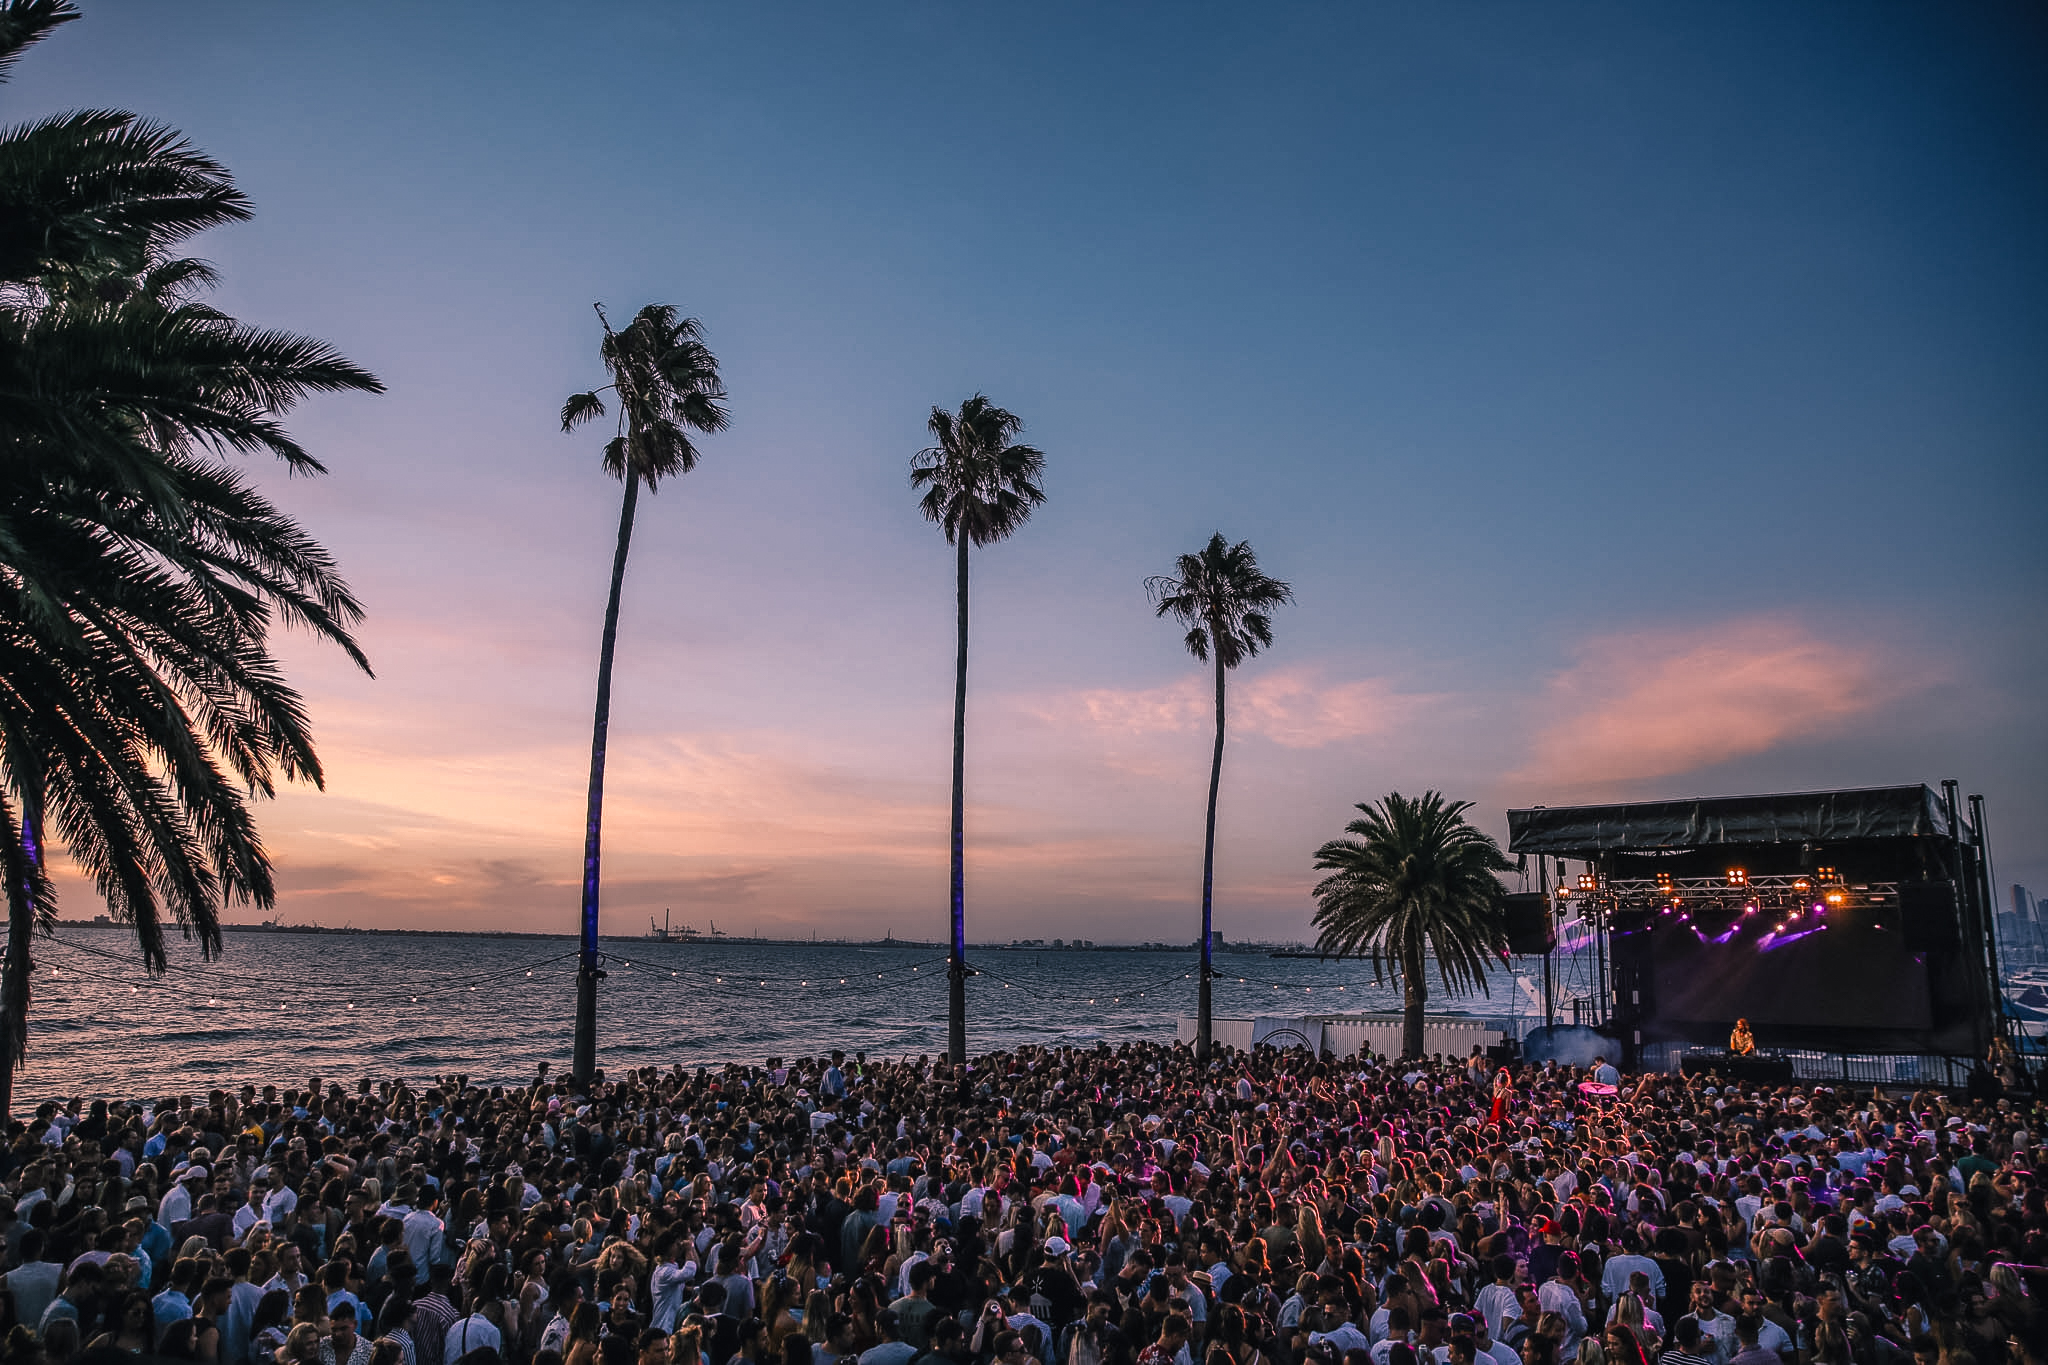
[911,395,1045,1065]
[0,0,380,1113]
[1310,791,1513,1060]
[1147,533,1291,1065]
[560,303,728,1083]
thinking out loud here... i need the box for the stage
[1506,783,2006,1070]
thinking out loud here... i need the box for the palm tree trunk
[0,886,30,1118]
[573,473,640,1085]
[1402,943,1426,1060]
[947,531,969,1066]
[1198,650,1226,1065]
[0,807,38,1118]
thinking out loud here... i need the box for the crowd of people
[1,1041,2043,1365]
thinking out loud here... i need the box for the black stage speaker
[1502,893,1555,955]
[1900,880,1960,951]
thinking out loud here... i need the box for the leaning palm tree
[0,0,381,1113]
[911,395,1046,1065]
[1310,791,1513,1060]
[1147,533,1292,1065]
[561,303,728,1082]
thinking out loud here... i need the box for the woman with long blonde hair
[1296,1205,1328,1277]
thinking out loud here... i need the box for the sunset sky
[19,4,2046,942]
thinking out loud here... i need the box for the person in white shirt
[263,1171,299,1228]
[443,1305,501,1363]
[401,1193,447,1286]
[1311,1303,1371,1360]
[159,1166,207,1227]
[1599,1235,1665,1303]
[1473,1257,1520,1342]
[1537,1256,1588,1361]
[1367,1305,1414,1365]
[231,1186,268,1240]
[650,1238,697,1333]
[1468,1316,1518,1365]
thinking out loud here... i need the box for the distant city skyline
[14,3,2045,943]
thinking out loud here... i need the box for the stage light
[1826,891,1845,906]
[1578,873,1597,891]
[1793,878,1811,893]
[1726,868,1748,887]
[1812,902,1824,913]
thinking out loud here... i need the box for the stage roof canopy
[1506,785,1962,856]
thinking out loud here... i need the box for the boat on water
[645,911,725,943]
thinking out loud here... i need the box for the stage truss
[1555,871,1902,925]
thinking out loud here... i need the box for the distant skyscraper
[2017,884,2036,922]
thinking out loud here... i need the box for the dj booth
[1678,1052,1796,1085]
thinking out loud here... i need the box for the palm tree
[0,0,380,1113]
[1310,791,1513,1060]
[560,303,728,1082]
[911,395,1046,1065]
[1147,533,1292,1065]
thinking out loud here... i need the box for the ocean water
[22,926,1532,1103]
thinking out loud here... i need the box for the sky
[14,3,2047,943]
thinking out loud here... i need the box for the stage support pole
[1971,794,2015,1063]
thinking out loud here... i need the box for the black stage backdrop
[1643,918,1933,1034]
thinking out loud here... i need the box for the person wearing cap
[159,1162,208,1227]
[1020,1237,1084,1335]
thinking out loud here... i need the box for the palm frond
[568,303,726,488]
[1148,533,1292,671]
[1310,791,1513,1015]
[0,0,78,86]
[560,390,606,431]
[910,394,1046,548]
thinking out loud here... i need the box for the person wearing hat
[1020,1237,1085,1335]
[159,1162,208,1227]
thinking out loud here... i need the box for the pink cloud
[1514,616,1911,785]
[1042,667,1415,749]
